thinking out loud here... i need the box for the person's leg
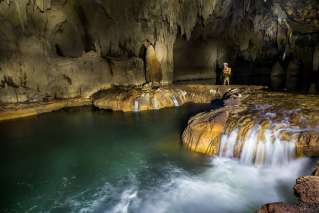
[225,77,230,85]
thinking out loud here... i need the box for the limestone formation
[257,175,319,213]
[145,44,162,85]
[109,57,146,86]
[0,0,318,104]
[294,176,319,204]
[0,98,91,121]
[93,85,219,112]
[183,90,319,157]
[182,89,243,155]
[0,52,112,103]
[182,108,229,155]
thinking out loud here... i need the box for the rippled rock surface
[183,91,319,162]
[94,86,191,112]
[93,85,259,112]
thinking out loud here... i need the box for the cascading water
[1,104,315,213]
[172,96,179,107]
[219,106,305,167]
[133,100,139,112]
[220,127,296,167]
[152,97,160,110]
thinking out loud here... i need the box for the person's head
[224,63,228,68]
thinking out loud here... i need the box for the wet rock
[94,85,257,113]
[0,98,92,121]
[296,132,319,157]
[182,108,229,155]
[256,202,319,213]
[294,176,319,204]
[257,202,300,213]
[183,89,319,158]
[182,89,242,155]
[94,86,188,112]
[257,175,319,213]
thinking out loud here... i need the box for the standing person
[223,63,232,85]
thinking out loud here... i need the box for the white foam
[133,100,139,112]
[172,96,179,107]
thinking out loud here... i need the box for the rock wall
[0,0,318,103]
[173,38,228,82]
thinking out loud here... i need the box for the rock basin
[182,91,319,159]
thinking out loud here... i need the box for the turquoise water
[0,105,313,213]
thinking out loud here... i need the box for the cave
[173,36,220,83]
[0,0,319,212]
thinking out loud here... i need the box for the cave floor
[0,84,278,122]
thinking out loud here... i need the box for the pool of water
[0,105,314,213]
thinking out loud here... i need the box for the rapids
[0,104,315,213]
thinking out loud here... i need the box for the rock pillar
[145,44,162,85]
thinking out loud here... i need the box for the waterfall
[133,100,139,112]
[218,107,303,167]
[172,96,179,107]
[152,97,160,110]
[219,126,296,167]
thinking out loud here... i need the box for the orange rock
[182,108,229,155]
[294,176,319,204]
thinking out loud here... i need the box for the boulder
[257,175,319,213]
[296,132,319,157]
[294,176,319,204]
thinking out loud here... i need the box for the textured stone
[182,89,243,155]
[257,202,300,213]
[257,174,319,213]
[94,86,202,112]
[110,57,146,86]
[0,52,112,103]
[0,0,318,103]
[145,44,162,85]
[182,108,229,155]
[294,176,319,204]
